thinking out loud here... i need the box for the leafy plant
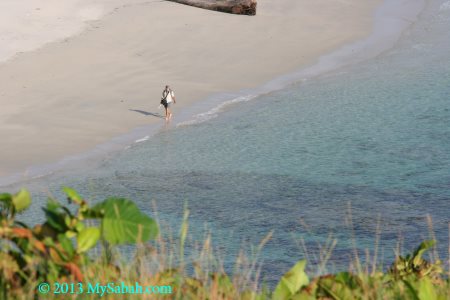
[1,188,449,299]
[269,240,448,300]
[0,187,159,296]
[389,240,443,279]
[93,198,158,245]
[273,260,309,299]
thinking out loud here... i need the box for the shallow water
[9,0,450,285]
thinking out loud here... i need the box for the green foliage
[273,260,309,299]
[76,227,100,253]
[273,241,449,300]
[92,198,159,245]
[389,240,443,279]
[0,188,159,297]
[62,186,83,204]
[417,277,438,300]
[12,189,31,213]
[1,188,449,299]
[0,189,31,219]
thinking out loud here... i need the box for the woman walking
[161,85,176,120]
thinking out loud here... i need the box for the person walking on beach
[161,85,176,120]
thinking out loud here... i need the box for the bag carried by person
[161,89,170,105]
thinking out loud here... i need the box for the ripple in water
[11,0,450,286]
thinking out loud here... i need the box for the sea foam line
[0,0,427,188]
[176,94,257,127]
[176,0,426,129]
[135,136,149,143]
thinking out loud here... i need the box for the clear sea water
[8,0,450,285]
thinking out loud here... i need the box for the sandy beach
[0,0,381,180]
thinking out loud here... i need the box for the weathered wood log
[167,0,257,16]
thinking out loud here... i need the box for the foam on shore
[0,0,425,187]
[177,0,425,127]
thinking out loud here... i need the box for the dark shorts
[164,102,172,109]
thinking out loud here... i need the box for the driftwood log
[167,0,257,15]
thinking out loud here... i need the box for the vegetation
[1,188,449,299]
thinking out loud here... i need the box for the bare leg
[164,107,169,120]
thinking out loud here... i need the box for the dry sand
[0,0,380,179]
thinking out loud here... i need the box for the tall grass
[1,190,449,299]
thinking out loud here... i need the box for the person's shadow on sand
[129,109,164,119]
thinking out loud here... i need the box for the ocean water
[8,0,450,285]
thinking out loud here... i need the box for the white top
[163,90,175,104]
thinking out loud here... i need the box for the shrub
[1,188,448,299]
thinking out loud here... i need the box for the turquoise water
[10,0,450,284]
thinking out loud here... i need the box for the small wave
[440,1,450,11]
[412,43,433,51]
[30,170,55,181]
[135,136,149,143]
[177,94,257,127]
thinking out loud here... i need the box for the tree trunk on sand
[167,0,257,16]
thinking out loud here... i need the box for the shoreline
[0,0,425,188]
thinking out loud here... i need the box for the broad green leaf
[75,221,85,232]
[291,290,316,300]
[418,277,437,300]
[273,260,309,300]
[62,187,83,204]
[77,227,100,253]
[46,198,62,211]
[58,234,74,259]
[64,215,72,228]
[43,209,66,232]
[413,240,435,266]
[65,230,77,238]
[12,189,31,212]
[0,193,12,203]
[94,198,159,245]
[402,278,420,300]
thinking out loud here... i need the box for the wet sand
[0,0,380,179]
